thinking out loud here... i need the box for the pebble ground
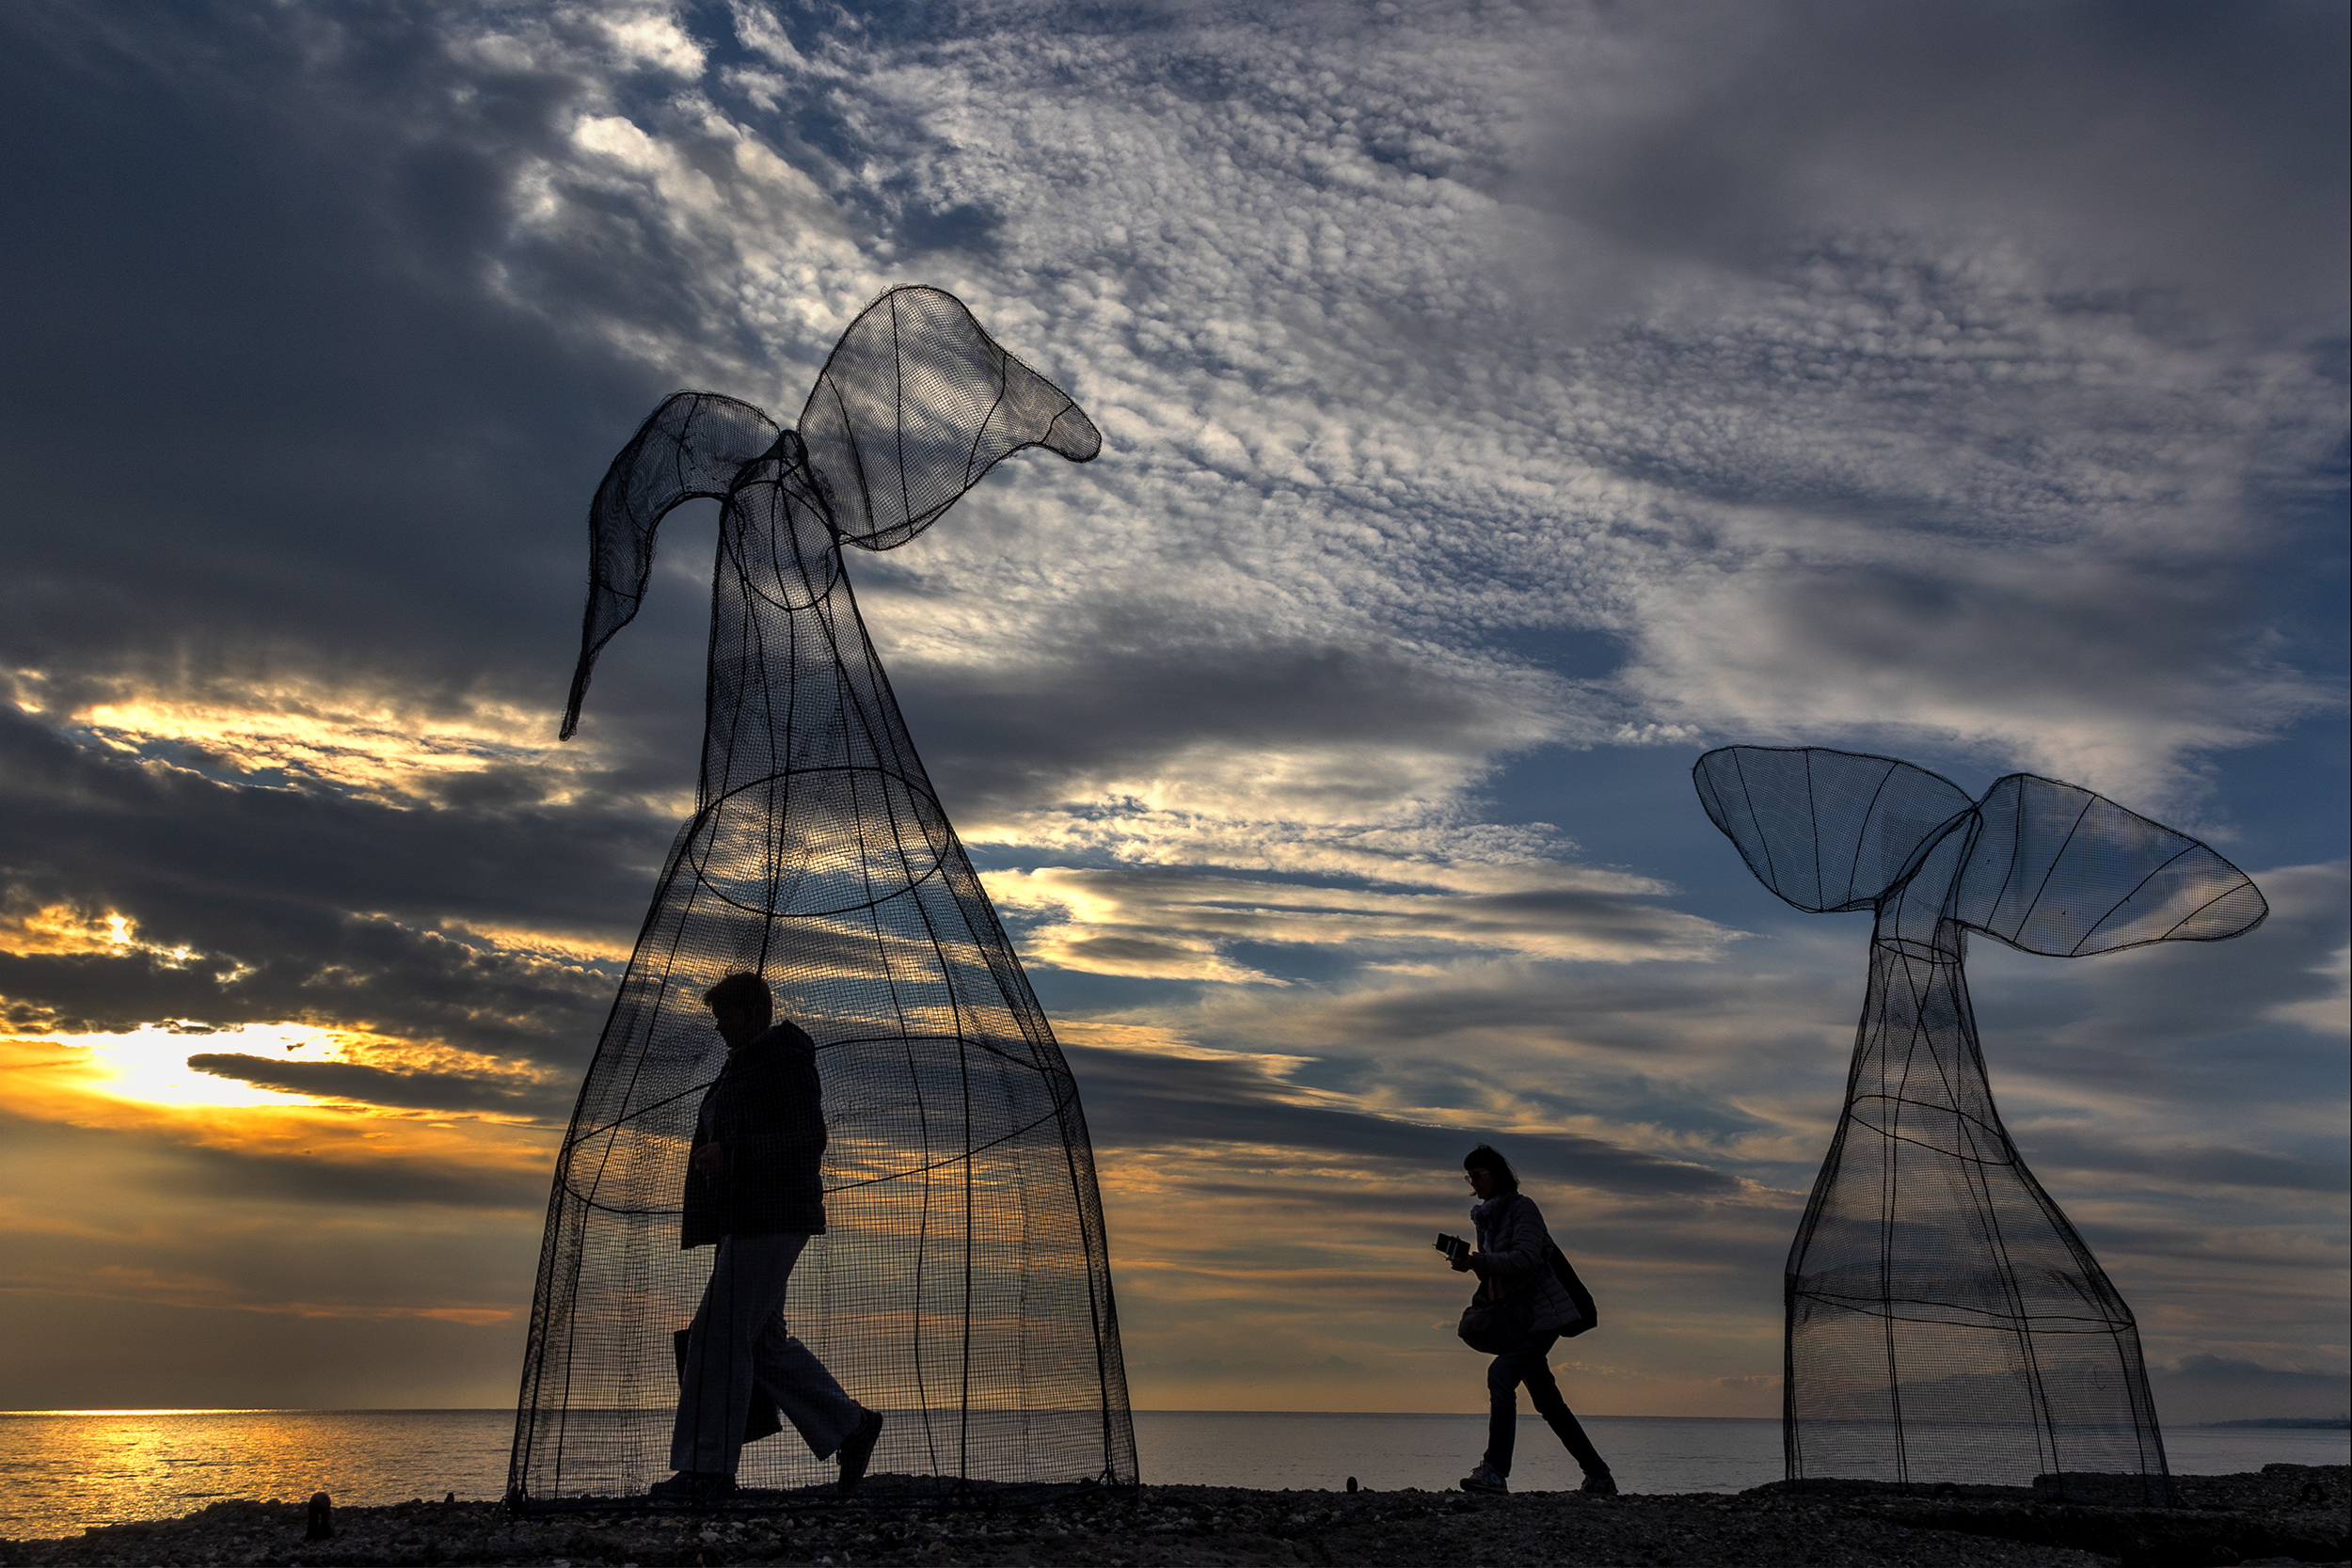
[3,1465,2343,1566]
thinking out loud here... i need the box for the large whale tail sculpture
[511,288,1132,1508]
[1694,746,2265,1501]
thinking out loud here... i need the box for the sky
[0,0,2344,1429]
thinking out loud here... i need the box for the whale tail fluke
[563,392,785,738]
[1693,745,1976,913]
[802,285,1100,553]
[1956,774,2268,956]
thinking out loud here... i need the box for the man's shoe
[649,1470,736,1505]
[837,1408,885,1495]
[1581,1469,1619,1497]
[1459,1463,1508,1495]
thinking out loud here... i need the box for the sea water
[1,1409,2344,1541]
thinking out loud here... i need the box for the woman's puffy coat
[1470,1192,1586,1335]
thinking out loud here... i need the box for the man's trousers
[671,1231,864,1475]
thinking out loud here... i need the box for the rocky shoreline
[4,1465,2342,1567]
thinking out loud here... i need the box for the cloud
[184,1052,567,1117]
[7,0,2340,800]
[0,1105,538,1406]
[1614,541,2335,808]
[1964,862,2351,1127]
[1067,1037,1741,1199]
[2151,1354,2352,1425]
[0,1090,548,1211]
[987,862,1732,980]
[2015,1127,2349,1196]
[0,705,638,1066]
[0,0,2338,1418]
[1522,0,2350,330]
[64,688,591,809]
[879,620,1576,836]
[164,1138,546,1211]
[0,1293,528,1409]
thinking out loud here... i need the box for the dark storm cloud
[1533,0,2349,325]
[0,0,906,773]
[1066,1042,1740,1198]
[0,1,658,690]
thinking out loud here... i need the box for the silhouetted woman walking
[1449,1145,1615,1495]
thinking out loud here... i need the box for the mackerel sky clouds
[0,0,2343,1423]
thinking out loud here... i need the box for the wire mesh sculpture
[509,287,1135,1509]
[1693,746,2266,1501]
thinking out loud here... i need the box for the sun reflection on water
[4,1410,276,1417]
[0,1410,517,1540]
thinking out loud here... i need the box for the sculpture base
[1769,1472,2177,1507]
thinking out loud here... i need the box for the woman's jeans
[1485,1330,1607,1479]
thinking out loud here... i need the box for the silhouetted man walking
[655,973,883,1501]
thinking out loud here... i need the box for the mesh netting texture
[1694,747,2267,1503]
[510,288,1133,1509]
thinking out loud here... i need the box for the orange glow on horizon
[0,1408,282,1417]
[0,1031,558,1178]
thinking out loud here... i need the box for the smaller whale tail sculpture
[1695,746,2265,1500]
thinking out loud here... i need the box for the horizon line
[5,1408,2341,1426]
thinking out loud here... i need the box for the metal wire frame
[1695,745,2267,1502]
[509,289,1135,1511]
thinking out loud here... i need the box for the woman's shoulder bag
[1453,1191,1599,1351]
[1456,1278,1529,1354]
[1546,1242,1597,1338]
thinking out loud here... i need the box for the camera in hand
[1434,1232,1470,1264]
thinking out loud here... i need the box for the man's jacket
[680,1021,828,1247]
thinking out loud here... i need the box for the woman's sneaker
[1581,1469,1619,1496]
[1459,1463,1509,1495]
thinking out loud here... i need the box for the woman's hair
[1463,1144,1519,1192]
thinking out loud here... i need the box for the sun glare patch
[53,1022,343,1110]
